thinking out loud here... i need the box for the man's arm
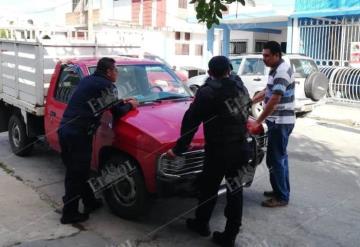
[111,100,133,119]
[256,94,281,124]
[171,88,213,156]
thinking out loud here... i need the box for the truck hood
[119,100,204,146]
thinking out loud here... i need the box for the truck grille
[158,150,205,178]
[256,134,268,149]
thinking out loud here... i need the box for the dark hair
[96,57,116,74]
[263,41,282,58]
[208,56,231,78]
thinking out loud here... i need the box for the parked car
[187,54,329,117]
[0,40,267,220]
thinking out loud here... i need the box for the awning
[291,7,360,18]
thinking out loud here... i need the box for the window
[55,66,81,103]
[195,45,203,56]
[255,40,267,53]
[175,44,190,55]
[230,58,242,74]
[290,59,318,78]
[230,41,247,55]
[72,0,80,11]
[175,32,181,40]
[178,0,187,9]
[185,32,191,41]
[242,58,265,76]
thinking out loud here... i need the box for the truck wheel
[251,101,264,118]
[102,155,148,220]
[8,114,34,156]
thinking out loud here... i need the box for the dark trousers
[195,141,251,228]
[266,120,294,202]
[58,128,97,215]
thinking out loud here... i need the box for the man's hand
[252,90,265,104]
[247,120,261,134]
[166,149,177,159]
[125,98,139,109]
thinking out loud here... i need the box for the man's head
[208,56,231,79]
[262,41,282,68]
[96,57,118,82]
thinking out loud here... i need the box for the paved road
[0,112,359,246]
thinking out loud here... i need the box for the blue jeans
[266,120,294,202]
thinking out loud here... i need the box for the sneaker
[186,218,211,237]
[84,199,103,214]
[212,231,236,247]
[263,191,276,197]
[261,198,288,208]
[61,212,89,224]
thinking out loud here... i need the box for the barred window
[178,0,188,9]
[175,44,190,55]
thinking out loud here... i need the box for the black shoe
[61,212,89,224]
[186,218,211,237]
[84,199,103,214]
[212,231,236,247]
[263,191,276,197]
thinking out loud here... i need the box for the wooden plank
[35,45,44,106]
[3,79,17,90]
[3,85,17,98]
[17,56,37,68]
[18,69,37,84]
[0,53,16,64]
[19,91,37,105]
[19,81,36,95]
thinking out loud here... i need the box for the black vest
[203,77,251,144]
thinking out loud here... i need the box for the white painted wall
[112,0,132,21]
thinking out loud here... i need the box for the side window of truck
[55,66,81,103]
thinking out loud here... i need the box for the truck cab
[1,41,267,220]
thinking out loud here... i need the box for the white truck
[0,29,143,155]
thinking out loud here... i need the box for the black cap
[208,56,232,78]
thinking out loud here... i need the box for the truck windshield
[88,64,192,103]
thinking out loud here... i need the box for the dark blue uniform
[58,71,132,215]
[173,75,252,238]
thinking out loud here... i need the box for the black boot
[61,196,89,224]
[61,212,89,224]
[186,218,211,237]
[84,198,103,214]
[212,221,240,247]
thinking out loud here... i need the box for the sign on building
[350,42,360,68]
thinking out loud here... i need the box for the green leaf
[219,3,228,11]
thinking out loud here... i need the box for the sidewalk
[0,167,78,247]
[307,102,360,127]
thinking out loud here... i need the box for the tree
[191,0,254,29]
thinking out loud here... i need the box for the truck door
[45,65,82,152]
[240,58,267,97]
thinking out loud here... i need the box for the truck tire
[102,155,149,220]
[251,100,264,118]
[304,72,329,101]
[8,114,34,156]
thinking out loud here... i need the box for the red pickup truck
[0,41,266,220]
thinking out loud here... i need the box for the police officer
[58,57,138,224]
[167,56,252,247]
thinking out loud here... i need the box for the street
[0,104,360,247]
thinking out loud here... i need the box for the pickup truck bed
[0,39,141,116]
